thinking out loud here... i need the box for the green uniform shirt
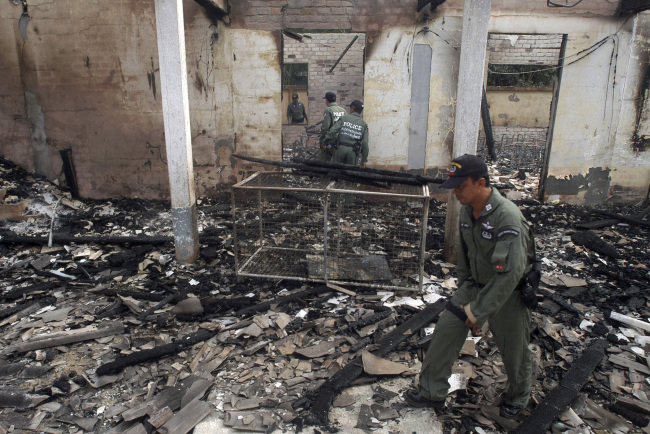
[323,112,369,163]
[457,187,535,326]
[319,103,347,145]
[287,101,307,123]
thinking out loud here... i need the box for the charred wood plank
[592,209,650,228]
[514,339,608,434]
[0,296,56,322]
[329,35,358,73]
[304,299,446,426]
[570,230,620,259]
[2,281,59,302]
[96,327,218,376]
[0,233,173,245]
[293,157,445,184]
[5,321,125,354]
[575,219,619,230]
[346,310,392,332]
[609,402,649,427]
[234,286,328,318]
[538,288,583,315]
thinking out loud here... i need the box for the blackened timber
[514,339,608,434]
[571,231,621,259]
[593,209,650,228]
[0,296,56,321]
[0,233,173,245]
[2,281,59,302]
[481,87,497,162]
[347,310,392,331]
[575,219,619,230]
[538,288,583,315]
[234,286,328,318]
[609,402,650,427]
[329,35,359,73]
[305,299,446,426]
[96,328,218,376]
[291,169,389,189]
[293,157,445,184]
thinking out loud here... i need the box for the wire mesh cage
[232,172,430,291]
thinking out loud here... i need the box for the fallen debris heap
[1,157,649,433]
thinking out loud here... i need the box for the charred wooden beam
[481,86,497,162]
[59,148,79,199]
[5,321,125,354]
[293,157,445,184]
[329,36,358,73]
[609,402,650,427]
[514,339,608,433]
[234,286,328,318]
[570,230,620,259]
[0,296,56,322]
[96,328,218,376]
[592,209,650,229]
[2,281,59,302]
[0,233,173,246]
[575,219,619,230]
[539,288,583,315]
[303,299,446,426]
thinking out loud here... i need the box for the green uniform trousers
[331,145,357,165]
[316,148,332,162]
[419,288,531,408]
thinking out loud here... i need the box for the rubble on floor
[1,156,650,433]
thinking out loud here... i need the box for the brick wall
[284,32,365,124]
[230,1,417,32]
[488,34,563,65]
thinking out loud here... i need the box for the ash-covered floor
[1,156,650,434]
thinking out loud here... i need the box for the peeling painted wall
[0,0,646,203]
[0,0,281,199]
[544,14,650,204]
[364,15,461,170]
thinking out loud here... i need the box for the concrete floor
[194,377,444,433]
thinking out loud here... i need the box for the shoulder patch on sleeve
[498,229,520,238]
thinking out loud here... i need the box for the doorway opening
[281,32,366,161]
[480,33,565,192]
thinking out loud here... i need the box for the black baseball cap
[349,99,364,112]
[324,91,336,102]
[292,93,298,98]
[440,154,489,189]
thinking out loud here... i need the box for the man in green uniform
[286,93,307,124]
[323,100,369,166]
[404,154,535,419]
[318,92,347,162]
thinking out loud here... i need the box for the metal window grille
[232,172,430,291]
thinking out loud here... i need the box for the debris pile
[1,157,649,433]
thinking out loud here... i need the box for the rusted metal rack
[232,172,430,291]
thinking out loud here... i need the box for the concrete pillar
[154,0,199,264]
[443,0,491,261]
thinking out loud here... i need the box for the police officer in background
[286,93,307,124]
[318,91,347,162]
[404,154,535,420]
[323,99,369,166]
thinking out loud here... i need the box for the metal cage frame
[231,172,430,291]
